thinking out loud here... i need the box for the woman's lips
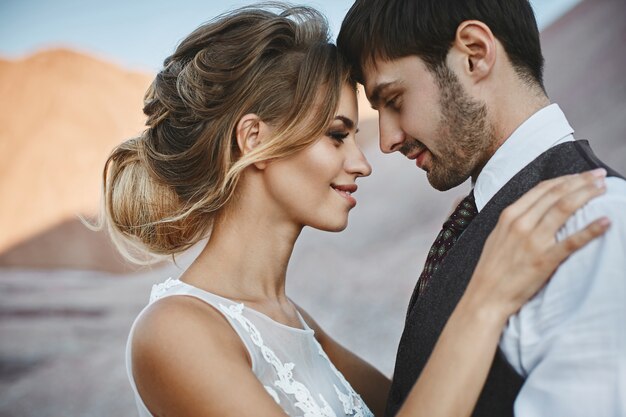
[331,184,357,207]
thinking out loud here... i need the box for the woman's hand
[468,168,610,321]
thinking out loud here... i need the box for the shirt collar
[473,103,575,211]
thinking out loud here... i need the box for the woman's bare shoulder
[129,295,288,415]
[132,295,251,368]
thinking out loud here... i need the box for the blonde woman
[98,5,610,417]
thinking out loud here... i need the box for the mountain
[540,0,626,172]
[0,48,152,271]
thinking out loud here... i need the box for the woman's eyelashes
[327,130,350,142]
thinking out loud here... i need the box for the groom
[338,1,626,416]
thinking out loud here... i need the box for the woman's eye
[327,131,349,142]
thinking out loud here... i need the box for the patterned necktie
[408,191,478,312]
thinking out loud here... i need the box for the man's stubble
[422,65,497,191]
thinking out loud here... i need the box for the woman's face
[262,83,372,232]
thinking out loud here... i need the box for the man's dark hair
[337,0,545,90]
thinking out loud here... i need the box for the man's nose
[378,113,404,154]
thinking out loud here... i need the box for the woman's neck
[181,194,302,304]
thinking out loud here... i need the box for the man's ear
[236,113,269,169]
[448,20,496,83]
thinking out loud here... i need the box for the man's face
[363,55,496,191]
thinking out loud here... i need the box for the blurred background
[0,0,624,415]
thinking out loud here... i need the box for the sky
[1,0,583,72]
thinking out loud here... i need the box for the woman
[97,5,610,417]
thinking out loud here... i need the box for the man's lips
[406,147,429,169]
[406,146,425,160]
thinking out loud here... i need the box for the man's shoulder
[502,173,626,356]
[570,176,626,228]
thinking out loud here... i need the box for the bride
[97,5,609,417]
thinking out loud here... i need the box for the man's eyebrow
[334,115,355,130]
[368,82,395,110]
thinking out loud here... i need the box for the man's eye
[327,131,349,142]
[385,96,400,110]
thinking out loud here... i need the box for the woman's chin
[308,217,349,233]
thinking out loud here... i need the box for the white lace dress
[126,278,374,417]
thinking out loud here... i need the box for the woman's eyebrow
[334,115,355,129]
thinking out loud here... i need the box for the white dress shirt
[474,104,626,416]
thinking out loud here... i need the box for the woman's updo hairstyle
[97,3,353,264]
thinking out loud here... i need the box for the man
[338,1,626,416]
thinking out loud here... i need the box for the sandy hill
[0,49,152,271]
[540,0,626,171]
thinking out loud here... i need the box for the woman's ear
[236,113,262,154]
[235,113,269,170]
[449,20,496,83]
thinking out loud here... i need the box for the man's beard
[406,65,497,191]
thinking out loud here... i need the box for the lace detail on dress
[315,340,374,417]
[149,278,182,303]
[219,303,337,417]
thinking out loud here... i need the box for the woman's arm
[396,169,610,417]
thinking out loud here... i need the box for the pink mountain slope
[0,49,152,271]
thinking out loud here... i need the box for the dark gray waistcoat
[384,141,624,417]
